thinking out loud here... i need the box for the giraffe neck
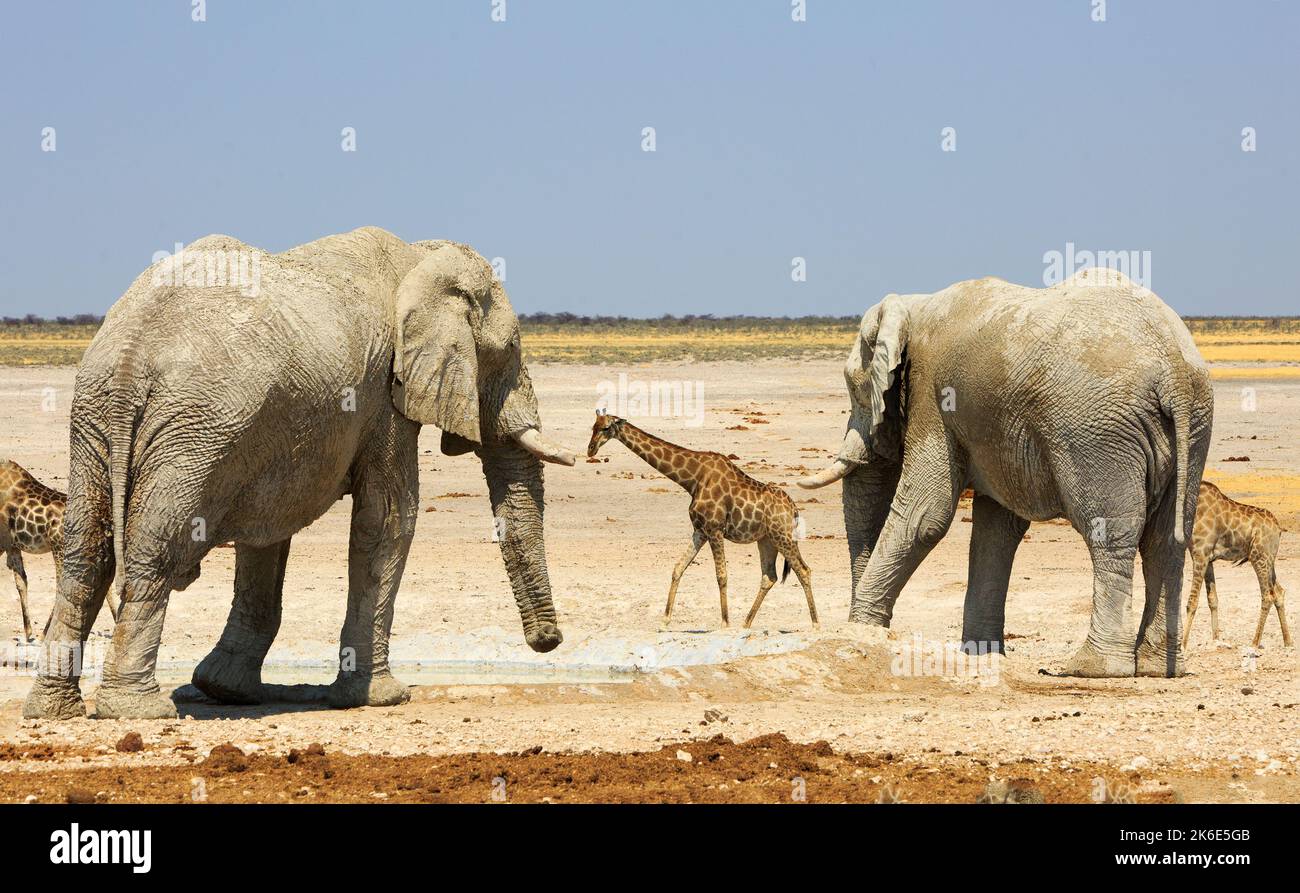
[614,422,701,490]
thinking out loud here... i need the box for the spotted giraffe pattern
[587,413,817,629]
[0,460,68,641]
[1184,480,1290,648]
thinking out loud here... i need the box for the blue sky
[1,0,1296,317]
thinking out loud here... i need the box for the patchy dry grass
[0,324,99,366]
[2,318,1299,366]
[519,322,858,363]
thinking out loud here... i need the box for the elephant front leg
[960,495,1029,654]
[191,539,291,704]
[849,432,963,626]
[328,456,416,710]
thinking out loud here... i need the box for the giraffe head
[587,411,624,457]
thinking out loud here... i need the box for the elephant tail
[109,334,145,618]
[1159,375,1192,547]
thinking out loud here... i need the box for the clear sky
[1,0,1296,317]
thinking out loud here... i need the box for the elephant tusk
[796,459,854,490]
[513,428,577,466]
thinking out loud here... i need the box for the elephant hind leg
[24,439,115,720]
[1064,538,1139,677]
[960,495,1028,654]
[93,570,178,719]
[192,539,292,704]
[1136,483,1187,677]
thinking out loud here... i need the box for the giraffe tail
[781,556,791,583]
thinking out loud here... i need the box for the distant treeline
[3,312,1298,329]
[2,314,104,325]
[517,313,861,328]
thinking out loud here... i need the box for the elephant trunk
[841,459,902,599]
[480,442,563,653]
[797,417,871,490]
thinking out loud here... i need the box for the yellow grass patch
[1196,342,1300,363]
[519,324,856,363]
[1208,366,1300,380]
[0,326,96,366]
[2,319,1299,366]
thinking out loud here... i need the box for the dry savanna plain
[0,318,1297,803]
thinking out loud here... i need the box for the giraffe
[0,460,69,641]
[587,412,817,629]
[1183,480,1290,649]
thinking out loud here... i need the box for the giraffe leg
[7,549,32,643]
[708,531,728,627]
[787,542,818,629]
[1204,563,1220,641]
[1274,582,1291,647]
[742,539,778,629]
[1249,547,1277,648]
[45,545,64,639]
[1181,552,1208,649]
[664,529,706,625]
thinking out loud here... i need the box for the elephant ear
[391,255,482,445]
[868,294,908,436]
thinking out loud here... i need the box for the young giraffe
[0,460,69,641]
[1183,480,1290,649]
[587,412,817,629]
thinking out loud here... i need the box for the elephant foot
[92,684,178,719]
[22,678,87,719]
[847,606,891,627]
[1062,641,1136,678]
[959,638,1004,657]
[191,646,267,705]
[327,670,411,709]
[1136,641,1186,677]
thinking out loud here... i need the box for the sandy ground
[0,360,1296,803]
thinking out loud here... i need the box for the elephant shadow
[164,683,346,719]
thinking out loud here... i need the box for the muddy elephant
[24,227,575,720]
[799,268,1213,677]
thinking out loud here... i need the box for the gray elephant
[25,227,575,720]
[798,268,1213,677]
